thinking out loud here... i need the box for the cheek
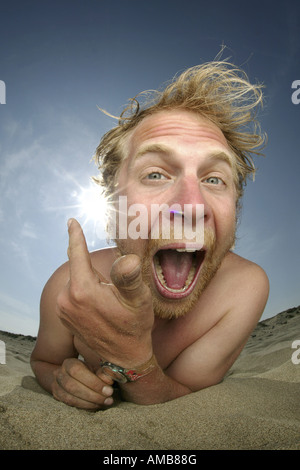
[215,200,237,236]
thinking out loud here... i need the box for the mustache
[142,227,216,258]
[116,227,216,259]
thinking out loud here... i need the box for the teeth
[176,248,197,252]
[154,255,197,293]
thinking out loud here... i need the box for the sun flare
[72,182,110,247]
[76,183,107,222]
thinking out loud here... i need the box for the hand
[52,358,115,410]
[56,218,154,367]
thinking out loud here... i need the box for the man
[30,61,269,409]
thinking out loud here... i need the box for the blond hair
[93,60,266,201]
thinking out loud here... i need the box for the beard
[115,225,236,320]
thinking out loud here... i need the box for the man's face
[114,110,237,319]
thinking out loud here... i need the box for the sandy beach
[0,306,299,450]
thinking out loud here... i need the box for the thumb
[110,254,150,308]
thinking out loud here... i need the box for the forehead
[126,109,230,156]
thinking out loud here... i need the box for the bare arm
[31,264,78,392]
[31,264,115,410]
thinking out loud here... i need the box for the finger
[67,218,109,285]
[67,218,94,282]
[110,254,151,308]
[96,368,115,385]
[52,381,110,410]
[54,374,113,407]
[54,361,114,407]
[64,358,110,394]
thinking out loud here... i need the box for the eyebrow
[133,143,171,162]
[207,151,235,168]
[133,143,235,168]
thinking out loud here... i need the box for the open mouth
[152,245,206,299]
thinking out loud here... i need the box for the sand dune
[0,306,299,450]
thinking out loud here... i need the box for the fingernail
[67,218,73,228]
[104,397,114,406]
[102,385,113,397]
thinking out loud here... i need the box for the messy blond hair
[93,60,266,201]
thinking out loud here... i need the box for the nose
[168,175,212,224]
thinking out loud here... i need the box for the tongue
[158,250,193,289]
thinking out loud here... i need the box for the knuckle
[57,372,77,395]
[56,370,67,388]
[56,290,73,316]
[68,281,88,304]
[67,359,83,377]
[56,283,90,316]
[64,379,77,396]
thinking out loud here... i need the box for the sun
[73,182,110,248]
[76,183,106,222]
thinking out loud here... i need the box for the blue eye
[147,172,165,180]
[205,176,223,185]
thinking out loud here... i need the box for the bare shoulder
[195,251,269,331]
[43,246,118,295]
[217,251,269,321]
[224,252,269,292]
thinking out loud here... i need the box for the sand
[0,306,299,450]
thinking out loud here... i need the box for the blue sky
[0,0,299,335]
